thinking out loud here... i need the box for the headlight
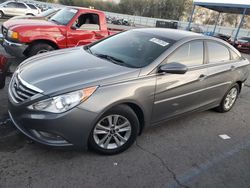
[7,30,19,40]
[28,86,98,113]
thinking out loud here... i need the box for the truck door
[67,13,108,47]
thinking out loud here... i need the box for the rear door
[152,40,209,123]
[203,41,239,105]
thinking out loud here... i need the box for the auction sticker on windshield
[69,9,78,13]
[150,38,169,47]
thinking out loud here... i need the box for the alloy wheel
[224,87,238,110]
[93,114,132,150]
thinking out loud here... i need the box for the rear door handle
[198,74,207,81]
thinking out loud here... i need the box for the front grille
[2,26,7,37]
[10,74,40,103]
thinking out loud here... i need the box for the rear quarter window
[230,49,241,60]
[207,41,230,63]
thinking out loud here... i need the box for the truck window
[49,8,78,26]
[73,13,100,30]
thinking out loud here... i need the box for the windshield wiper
[85,46,93,54]
[50,19,61,25]
[94,53,126,66]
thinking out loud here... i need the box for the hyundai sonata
[8,29,250,154]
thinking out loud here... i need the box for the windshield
[49,8,78,25]
[89,30,173,68]
[39,9,57,17]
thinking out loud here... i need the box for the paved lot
[0,35,250,187]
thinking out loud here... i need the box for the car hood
[10,16,44,20]
[17,47,140,96]
[3,19,57,30]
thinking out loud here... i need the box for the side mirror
[159,62,188,74]
[70,25,77,30]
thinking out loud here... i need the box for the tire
[0,11,4,19]
[88,105,139,155]
[214,84,240,113]
[27,43,55,57]
[26,13,34,16]
[0,74,5,89]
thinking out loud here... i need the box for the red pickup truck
[1,7,120,58]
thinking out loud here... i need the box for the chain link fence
[105,11,250,38]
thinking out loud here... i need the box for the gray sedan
[8,29,250,155]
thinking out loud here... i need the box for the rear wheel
[26,13,34,16]
[215,84,239,113]
[88,105,139,155]
[27,43,55,57]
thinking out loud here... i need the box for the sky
[194,0,250,5]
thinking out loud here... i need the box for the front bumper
[8,101,99,149]
[1,39,28,58]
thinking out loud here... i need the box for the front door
[67,13,107,47]
[152,40,208,123]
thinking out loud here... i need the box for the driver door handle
[230,65,236,71]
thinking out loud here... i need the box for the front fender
[77,76,157,129]
[19,29,67,49]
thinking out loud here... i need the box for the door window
[16,3,27,9]
[167,41,204,66]
[27,3,37,9]
[6,2,17,8]
[207,41,230,63]
[73,13,100,30]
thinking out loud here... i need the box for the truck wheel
[28,43,55,57]
[0,11,4,19]
[0,74,5,89]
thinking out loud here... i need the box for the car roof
[66,6,105,14]
[133,28,202,41]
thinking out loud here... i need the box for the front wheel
[88,105,139,155]
[215,84,240,113]
[27,43,55,57]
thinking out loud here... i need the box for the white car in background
[0,1,40,18]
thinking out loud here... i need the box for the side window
[27,4,37,10]
[16,3,27,9]
[230,49,241,60]
[73,13,100,30]
[207,41,230,63]
[6,2,17,8]
[167,41,204,66]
